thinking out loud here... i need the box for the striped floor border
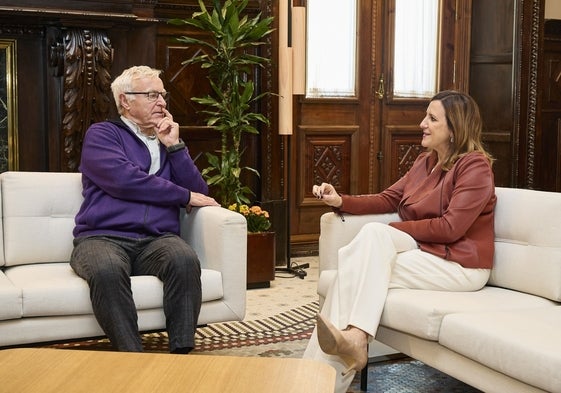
[194,301,318,352]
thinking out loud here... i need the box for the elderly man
[70,65,219,353]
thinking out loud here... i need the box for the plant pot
[247,231,276,289]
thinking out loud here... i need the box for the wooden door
[377,0,471,189]
[290,0,471,253]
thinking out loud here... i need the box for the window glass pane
[393,0,439,98]
[306,0,357,98]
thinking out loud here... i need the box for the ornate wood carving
[303,129,355,199]
[397,144,424,179]
[261,0,275,200]
[524,0,541,189]
[55,28,113,171]
[0,25,45,37]
[313,145,344,188]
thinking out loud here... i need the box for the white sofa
[0,171,247,347]
[318,186,561,393]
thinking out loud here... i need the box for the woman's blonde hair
[110,66,162,115]
[432,90,494,170]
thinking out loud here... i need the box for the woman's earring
[450,135,455,143]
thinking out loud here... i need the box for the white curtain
[393,0,439,98]
[306,0,357,97]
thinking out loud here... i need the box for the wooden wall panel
[10,29,48,171]
[155,32,222,166]
[469,62,513,187]
[294,126,359,235]
[469,0,515,188]
[538,19,561,191]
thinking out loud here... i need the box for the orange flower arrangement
[228,204,272,233]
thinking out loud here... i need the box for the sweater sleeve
[166,145,209,197]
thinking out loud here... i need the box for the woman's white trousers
[303,222,490,393]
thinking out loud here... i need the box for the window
[392,0,440,98]
[306,0,357,98]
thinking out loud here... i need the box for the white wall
[546,0,561,19]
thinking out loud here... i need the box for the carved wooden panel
[380,126,423,189]
[310,139,348,191]
[300,127,358,202]
[51,28,113,172]
[290,126,359,238]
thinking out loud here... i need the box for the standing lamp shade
[291,6,306,95]
[278,0,305,135]
[279,46,293,135]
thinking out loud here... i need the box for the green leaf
[170,0,272,208]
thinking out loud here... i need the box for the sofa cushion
[4,263,224,317]
[1,172,82,267]
[0,270,21,320]
[379,286,557,341]
[490,187,561,301]
[439,307,561,393]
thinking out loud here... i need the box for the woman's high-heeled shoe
[316,313,368,376]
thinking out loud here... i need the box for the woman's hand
[312,183,343,208]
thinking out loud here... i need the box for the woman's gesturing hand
[312,183,343,208]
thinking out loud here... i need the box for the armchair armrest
[179,206,247,320]
[318,211,403,358]
[319,212,400,273]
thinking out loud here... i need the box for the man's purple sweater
[73,120,209,238]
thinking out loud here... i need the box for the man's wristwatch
[166,139,185,153]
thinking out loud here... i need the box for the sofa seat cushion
[0,270,21,320]
[379,286,557,341]
[439,306,561,393]
[4,263,224,317]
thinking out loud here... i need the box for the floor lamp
[275,1,309,279]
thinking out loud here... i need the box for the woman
[304,90,496,392]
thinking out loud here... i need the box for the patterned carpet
[44,301,319,357]
[41,256,482,392]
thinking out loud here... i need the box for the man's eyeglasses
[125,91,170,101]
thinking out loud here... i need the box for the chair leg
[360,342,369,391]
[360,364,368,391]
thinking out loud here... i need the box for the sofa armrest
[179,206,247,319]
[319,212,400,273]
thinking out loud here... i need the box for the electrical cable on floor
[275,261,309,279]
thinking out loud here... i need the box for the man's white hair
[111,66,162,114]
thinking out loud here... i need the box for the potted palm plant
[171,0,276,288]
[171,0,274,208]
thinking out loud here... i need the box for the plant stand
[247,232,276,289]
